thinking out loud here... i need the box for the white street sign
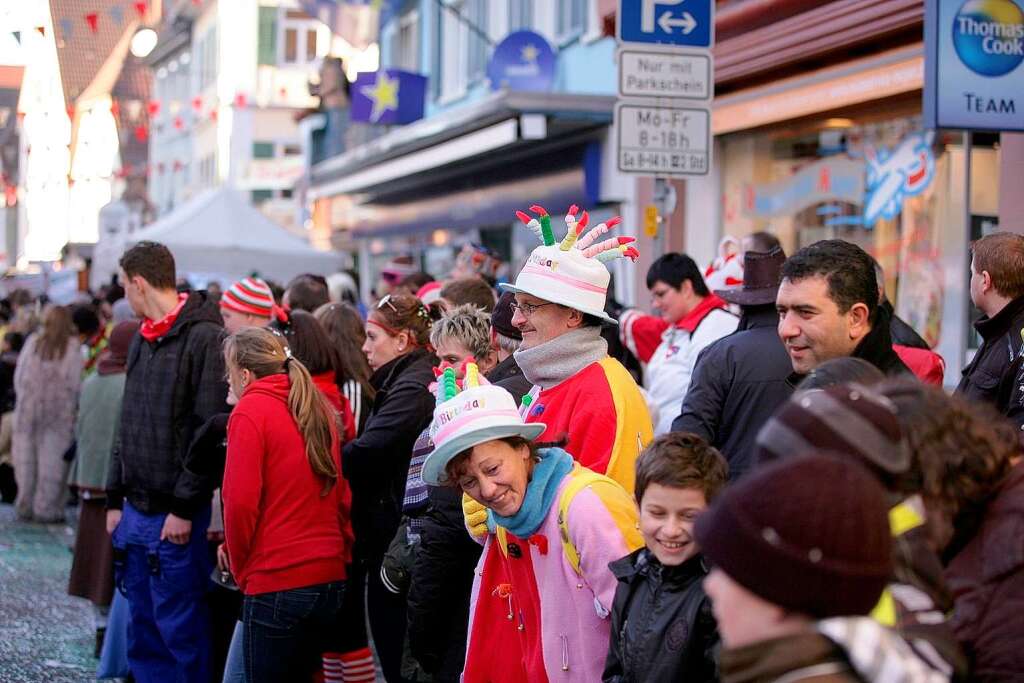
[615,102,711,176]
[617,47,712,100]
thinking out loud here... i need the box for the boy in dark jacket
[603,432,726,682]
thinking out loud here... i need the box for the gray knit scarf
[514,327,608,389]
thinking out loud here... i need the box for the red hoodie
[224,373,353,595]
[312,372,357,443]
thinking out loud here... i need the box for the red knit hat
[220,277,275,318]
[695,454,892,619]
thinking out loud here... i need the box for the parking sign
[617,0,714,49]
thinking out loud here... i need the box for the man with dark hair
[439,277,496,313]
[72,304,107,377]
[621,253,738,434]
[958,231,1024,428]
[740,230,780,256]
[672,247,794,479]
[283,273,330,312]
[106,240,229,683]
[776,239,908,379]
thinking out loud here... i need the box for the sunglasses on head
[377,294,398,313]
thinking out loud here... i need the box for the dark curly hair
[876,379,1018,560]
[781,239,877,318]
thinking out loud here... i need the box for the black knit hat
[695,455,892,619]
[490,291,522,341]
[755,383,914,493]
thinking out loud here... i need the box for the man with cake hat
[500,204,654,492]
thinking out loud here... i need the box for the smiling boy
[603,432,726,683]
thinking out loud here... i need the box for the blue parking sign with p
[617,0,713,48]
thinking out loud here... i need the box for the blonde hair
[36,305,75,362]
[224,327,338,495]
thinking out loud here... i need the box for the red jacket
[224,373,353,595]
[313,372,357,443]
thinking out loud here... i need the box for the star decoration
[361,71,400,123]
[520,44,539,64]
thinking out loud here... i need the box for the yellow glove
[462,493,490,542]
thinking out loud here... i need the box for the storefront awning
[307,90,615,201]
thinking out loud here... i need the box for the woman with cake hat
[421,362,643,682]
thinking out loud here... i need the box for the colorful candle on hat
[576,216,622,251]
[582,236,628,259]
[530,204,556,247]
[516,210,543,243]
[596,245,641,263]
[559,205,581,251]
[442,367,458,401]
[465,361,480,389]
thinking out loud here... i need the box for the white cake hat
[500,205,639,326]
[421,362,545,486]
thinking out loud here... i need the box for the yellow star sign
[520,44,539,63]
[361,71,400,122]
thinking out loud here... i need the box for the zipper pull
[560,634,569,671]
[517,609,525,631]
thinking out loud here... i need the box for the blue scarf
[488,448,574,538]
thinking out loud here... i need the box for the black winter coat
[342,348,436,558]
[883,300,930,349]
[106,292,229,519]
[956,296,1024,430]
[604,549,719,683]
[407,485,482,680]
[672,306,793,480]
[488,354,533,403]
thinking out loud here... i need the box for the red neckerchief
[676,294,727,334]
[140,293,188,342]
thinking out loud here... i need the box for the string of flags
[23,0,206,41]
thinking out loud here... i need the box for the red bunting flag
[85,13,99,33]
[35,26,45,36]
[147,100,160,116]
[173,160,184,172]
[233,92,247,108]
[209,109,218,122]
[134,2,148,19]
[66,104,75,120]
[134,125,148,142]
[110,100,121,119]
[191,95,203,112]
[173,116,184,130]
[279,86,287,98]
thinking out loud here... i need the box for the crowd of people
[3,208,1024,683]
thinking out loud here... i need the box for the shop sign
[925,0,1024,131]
[615,102,711,176]
[617,46,712,100]
[351,69,427,125]
[487,31,557,92]
[744,157,865,218]
[863,131,936,227]
[618,0,714,49]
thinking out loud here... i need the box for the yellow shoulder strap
[597,357,653,492]
[495,526,510,559]
[889,500,925,537]
[557,467,605,575]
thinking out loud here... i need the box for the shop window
[389,10,420,72]
[282,143,302,157]
[252,142,275,159]
[281,188,294,199]
[257,6,277,66]
[438,0,489,100]
[466,0,489,82]
[279,8,320,66]
[284,29,299,63]
[251,189,273,205]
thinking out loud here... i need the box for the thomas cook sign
[925,0,1024,131]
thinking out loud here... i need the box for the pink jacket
[464,465,642,682]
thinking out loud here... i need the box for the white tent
[129,187,342,284]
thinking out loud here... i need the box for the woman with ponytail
[221,327,353,683]
[343,293,436,682]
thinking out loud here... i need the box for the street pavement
[0,504,96,682]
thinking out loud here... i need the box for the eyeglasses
[377,294,398,313]
[509,301,554,317]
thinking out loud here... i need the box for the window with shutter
[257,6,277,65]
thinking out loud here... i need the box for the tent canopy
[129,187,341,284]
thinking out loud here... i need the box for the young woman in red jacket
[221,327,354,683]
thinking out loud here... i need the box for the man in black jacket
[775,239,909,381]
[957,232,1024,429]
[105,242,228,683]
[672,248,793,480]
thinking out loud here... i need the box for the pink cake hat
[501,204,638,325]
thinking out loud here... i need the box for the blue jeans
[112,502,212,683]
[222,621,245,683]
[242,581,345,683]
